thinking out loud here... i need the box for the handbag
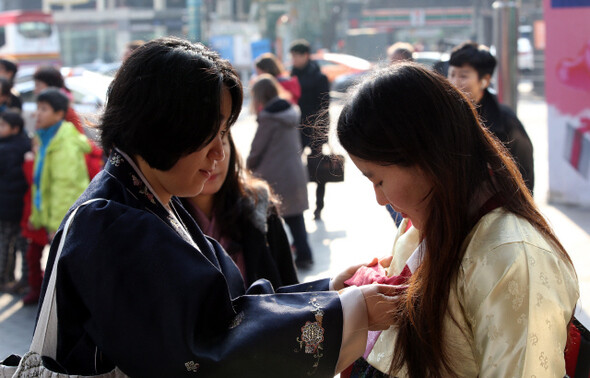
[0,199,128,378]
[565,317,590,378]
[307,153,345,184]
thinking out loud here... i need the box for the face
[200,132,232,197]
[35,102,64,129]
[350,155,433,230]
[0,66,13,81]
[144,86,232,202]
[0,119,18,138]
[34,80,49,95]
[290,52,309,69]
[447,64,489,104]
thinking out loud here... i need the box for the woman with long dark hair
[338,62,578,377]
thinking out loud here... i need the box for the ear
[481,74,492,89]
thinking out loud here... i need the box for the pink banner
[545,0,590,204]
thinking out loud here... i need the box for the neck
[188,194,214,219]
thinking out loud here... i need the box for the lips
[199,169,212,179]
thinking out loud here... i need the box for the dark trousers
[283,214,313,263]
[26,240,45,296]
[301,130,327,213]
[0,220,28,285]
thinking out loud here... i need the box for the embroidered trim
[229,311,245,329]
[130,173,156,204]
[109,153,123,167]
[296,297,325,375]
[185,361,199,373]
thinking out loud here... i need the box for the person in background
[33,65,104,178]
[448,41,535,193]
[0,78,15,113]
[386,42,415,63]
[122,40,145,62]
[30,88,90,241]
[0,58,22,111]
[254,52,301,104]
[20,142,49,306]
[32,37,399,377]
[247,74,314,270]
[290,39,331,220]
[337,62,577,377]
[0,111,31,292]
[181,131,298,287]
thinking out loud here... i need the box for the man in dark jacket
[448,42,534,193]
[290,39,331,222]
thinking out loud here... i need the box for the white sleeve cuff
[334,285,368,374]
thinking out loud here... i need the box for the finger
[375,284,407,297]
[379,255,393,268]
[366,257,379,267]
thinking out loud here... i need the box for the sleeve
[45,136,90,232]
[266,208,300,285]
[460,241,578,377]
[246,119,272,171]
[502,108,535,193]
[55,203,345,378]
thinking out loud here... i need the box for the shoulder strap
[30,198,105,358]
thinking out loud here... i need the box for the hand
[360,284,401,331]
[332,258,377,291]
[332,256,394,291]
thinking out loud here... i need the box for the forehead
[449,64,477,74]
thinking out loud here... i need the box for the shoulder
[458,207,578,302]
[463,208,553,260]
[52,122,90,150]
[243,180,273,232]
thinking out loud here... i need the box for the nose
[373,186,389,206]
[208,133,225,161]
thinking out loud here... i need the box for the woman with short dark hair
[338,62,578,377]
[35,37,399,377]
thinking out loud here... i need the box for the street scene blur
[1,0,590,376]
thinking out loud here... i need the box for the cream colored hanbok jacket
[367,207,579,377]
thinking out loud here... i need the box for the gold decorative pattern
[296,297,325,375]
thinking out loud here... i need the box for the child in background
[33,65,104,178]
[20,144,49,305]
[0,111,31,291]
[30,88,90,241]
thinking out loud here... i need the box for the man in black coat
[290,39,331,222]
[448,42,534,193]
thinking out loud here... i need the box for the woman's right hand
[360,284,401,331]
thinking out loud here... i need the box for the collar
[105,148,196,247]
[37,121,62,146]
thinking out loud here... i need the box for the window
[17,21,52,39]
[0,27,5,47]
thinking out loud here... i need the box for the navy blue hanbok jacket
[38,150,343,377]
